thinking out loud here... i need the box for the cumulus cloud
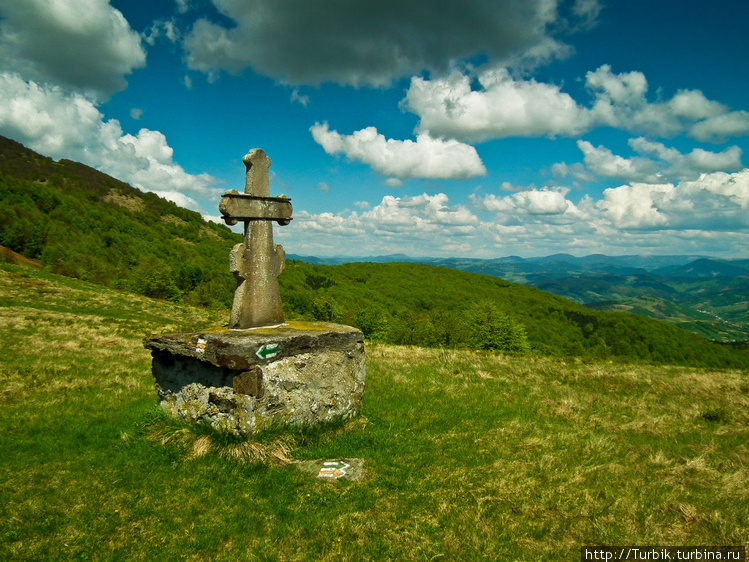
[144,19,181,46]
[287,171,749,257]
[597,183,673,229]
[291,193,479,255]
[0,0,146,99]
[182,0,597,86]
[404,64,749,143]
[0,73,222,210]
[458,167,749,255]
[586,65,749,140]
[597,170,749,231]
[310,123,486,180]
[406,68,591,142]
[628,138,743,180]
[689,112,749,143]
[473,187,578,217]
[576,141,660,182]
[554,138,744,184]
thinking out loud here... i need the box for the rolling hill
[289,253,749,342]
[2,134,748,367]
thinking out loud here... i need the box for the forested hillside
[279,261,749,367]
[0,135,241,308]
[2,135,748,368]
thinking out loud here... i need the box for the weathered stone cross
[219,149,292,329]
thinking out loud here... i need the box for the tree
[465,304,530,354]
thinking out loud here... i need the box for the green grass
[1,264,748,560]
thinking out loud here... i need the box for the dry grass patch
[146,420,295,465]
[102,189,146,213]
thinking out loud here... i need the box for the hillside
[279,261,749,368]
[292,252,749,342]
[0,135,242,308]
[2,135,748,367]
[1,262,748,560]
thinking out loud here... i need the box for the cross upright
[219,149,292,329]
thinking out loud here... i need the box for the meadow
[1,263,748,560]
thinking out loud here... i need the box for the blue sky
[1,0,748,258]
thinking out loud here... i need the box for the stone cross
[219,149,292,329]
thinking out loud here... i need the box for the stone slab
[294,458,365,481]
[144,321,365,435]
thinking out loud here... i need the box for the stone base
[143,321,365,435]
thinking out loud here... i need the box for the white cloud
[689,112,749,143]
[577,140,660,182]
[474,187,577,216]
[144,19,181,46]
[102,128,221,198]
[153,191,200,211]
[310,122,486,180]
[555,138,745,184]
[176,0,194,14]
[571,0,602,29]
[285,173,749,257]
[0,73,222,208]
[396,193,478,226]
[202,214,225,224]
[551,161,596,183]
[585,66,749,140]
[628,137,743,180]
[404,64,749,144]
[290,193,479,256]
[0,0,146,99]
[294,210,365,237]
[665,89,727,121]
[290,89,309,107]
[598,169,749,231]
[597,183,673,229]
[406,68,591,142]
[182,0,597,87]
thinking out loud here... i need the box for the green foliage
[465,304,530,353]
[310,293,344,322]
[354,307,389,341]
[278,261,749,368]
[0,135,241,308]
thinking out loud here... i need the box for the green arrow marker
[256,344,279,360]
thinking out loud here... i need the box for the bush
[466,304,530,354]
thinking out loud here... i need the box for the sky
[1,0,748,259]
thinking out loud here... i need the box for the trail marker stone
[144,148,366,435]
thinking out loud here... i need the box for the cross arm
[219,190,293,226]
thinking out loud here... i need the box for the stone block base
[144,321,365,435]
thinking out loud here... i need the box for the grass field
[1,263,748,560]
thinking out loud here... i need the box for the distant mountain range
[288,253,749,342]
[288,252,749,276]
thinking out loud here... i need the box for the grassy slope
[2,264,748,560]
